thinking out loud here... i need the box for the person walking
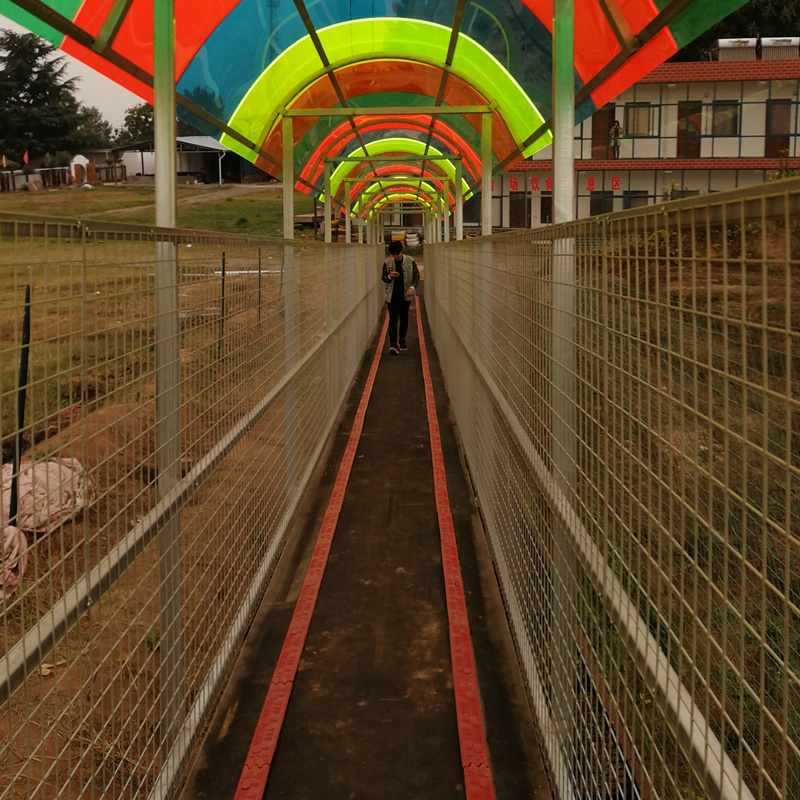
[609,120,622,159]
[382,240,420,355]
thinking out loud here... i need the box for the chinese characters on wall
[522,176,622,192]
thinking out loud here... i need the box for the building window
[590,191,614,216]
[463,195,481,224]
[624,102,654,137]
[623,190,649,210]
[540,192,552,225]
[509,191,530,228]
[402,213,423,227]
[711,102,739,136]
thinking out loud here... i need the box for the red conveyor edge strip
[233,315,388,800]
[415,298,497,800]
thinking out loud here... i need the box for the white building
[466,38,800,227]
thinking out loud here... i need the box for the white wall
[122,151,155,175]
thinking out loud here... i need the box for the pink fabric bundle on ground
[0,458,92,599]
[1,526,27,602]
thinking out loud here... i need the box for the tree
[0,29,84,162]
[74,105,114,149]
[115,99,214,147]
[178,86,225,137]
[675,0,800,60]
[114,102,154,146]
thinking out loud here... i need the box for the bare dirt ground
[94,182,283,217]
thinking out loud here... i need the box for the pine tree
[0,30,84,162]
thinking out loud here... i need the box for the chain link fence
[425,177,800,800]
[0,213,383,799]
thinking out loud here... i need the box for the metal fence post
[324,162,332,243]
[551,0,576,795]
[455,162,463,240]
[442,181,450,242]
[153,0,184,759]
[282,117,294,241]
[283,121,298,503]
[482,113,492,238]
[218,251,226,358]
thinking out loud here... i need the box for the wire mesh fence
[425,177,800,800]
[0,213,383,799]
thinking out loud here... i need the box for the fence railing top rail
[0,210,354,249]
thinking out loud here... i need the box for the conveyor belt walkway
[180,291,550,800]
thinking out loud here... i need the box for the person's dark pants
[387,300,409,346]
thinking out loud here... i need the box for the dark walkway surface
[180,291,551,800]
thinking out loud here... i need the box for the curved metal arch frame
[347,166,453,205]
[298,116,482,191]
[363,190,439,218]
[221,27,545,165]
[368,195,437,218]
[342,173,447,217]
[353,181,454,215]
[335,161,456,205]
[325,142,470,203]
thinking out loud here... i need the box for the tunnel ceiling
[0,0,746,212]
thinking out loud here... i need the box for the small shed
[113,137,270,184]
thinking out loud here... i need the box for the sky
[0,14,142,129]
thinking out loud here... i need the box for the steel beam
[284,106,493,117]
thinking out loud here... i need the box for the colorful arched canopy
[1,0,746,217]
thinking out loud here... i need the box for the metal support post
[324,161,332,243]
[345,191,352,243]
[283,239,298,504]
[282,116,294,240]
[153,0,184,759]
[455,162,463,240]
[551,0,577,795]
[482,113,492,237]
[443,180,450,242]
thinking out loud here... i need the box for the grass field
[0,183,315,236]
